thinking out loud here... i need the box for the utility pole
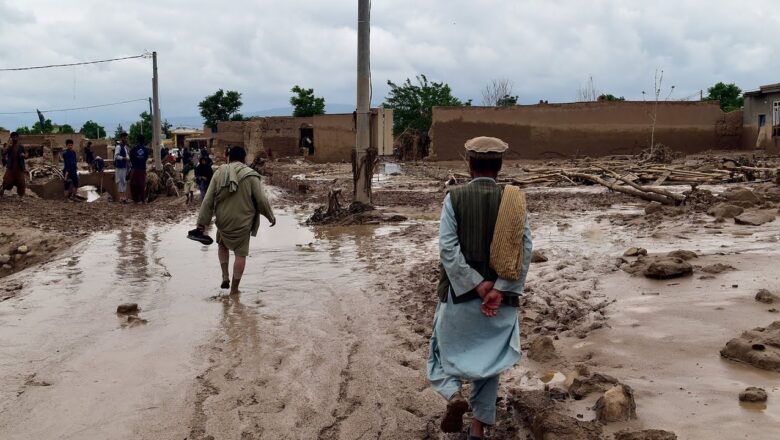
[354,0,372,204]
[151,51,162,169]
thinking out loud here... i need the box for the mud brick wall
[430,101,744,160]
[312,114,355,163]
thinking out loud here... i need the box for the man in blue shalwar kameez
[428,136,532,439]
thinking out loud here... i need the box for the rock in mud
[623,247,647,257]
[614,429,677,440]
[528,336,557,362]
[125,315,148,326]
[643,258,693,279]
[701,263,736,274]
[739,387,768,402]
[756,289,778,304]
[720,321,780,372]
[511,390,603,440]
[116,303,139,314]
[594,384,637,423]
[666,250,698,260]
[707,203,744,219]
[532,250,549,263]
[0,254,10,264]
[568,373,620,400]
[721,187,761,206]
[16,245,29,254]
[2,264,11,270]
[735,210,776,226]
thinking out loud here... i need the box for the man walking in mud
[193,146,275,295]
[1,132,26,197]
[129,135,151,203]
[428,137,532,439]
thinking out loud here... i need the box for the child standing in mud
[428,136,532,439]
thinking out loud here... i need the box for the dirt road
[0,208,445,439]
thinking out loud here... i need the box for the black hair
[468,156,503,175]
[228,146,246,163]
[87,141,92,146]
[65,139,74,146]
[136,134,145,144]
[10,132,18,137]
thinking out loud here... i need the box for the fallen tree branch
[560,171,680,205]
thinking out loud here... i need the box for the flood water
[0,208,423,439]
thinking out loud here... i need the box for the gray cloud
[1,0,777,130]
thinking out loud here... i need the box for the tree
[481,79,517,106]
[80,120,106,138]
[31,119,54,134]
[642,68,675,152]
[704,82,743,112]
[15,126,32,134]
[496,95,518,106]
[198,89,243,131]
[128,111,153,145]
[576,76,600,102]
[113,124,125,142]
[162,119,172,138]
[384,74,466,135]
[290,85,326,117]
[598,94,626,101]
[59,124,76,134]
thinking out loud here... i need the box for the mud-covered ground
[1,154,779,439]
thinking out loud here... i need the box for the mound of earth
[594,384,637,423]
[739,387,768,402]
[568,373,619,400]
[734,210,776,226]
[614,430,677,440]
[720,321,780,372]
[511,390,603,440]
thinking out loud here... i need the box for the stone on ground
[623,247,647,257]
[643,257,693,279]
[735,210,776,226]
[707,203,743,219]
[532,250,549,263]
[720,321,780,372]
[568,373,619,400]
[528,336,557,362]
[614,429,678,440]
[116,303,139,314]
[666,249,698,260]
[594,384,637,423]
[721,187,761,206]
[701,263,735,274]
[756,289,778,304]
[739,387,768,402]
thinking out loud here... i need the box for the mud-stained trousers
[428,366,501,425]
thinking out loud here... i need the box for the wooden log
[560,171,679,205]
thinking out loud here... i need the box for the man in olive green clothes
[196,146,276,294]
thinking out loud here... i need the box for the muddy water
[0,209,440,439]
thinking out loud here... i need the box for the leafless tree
[576,76,600,102]
[481,79,515,106]
[642,68,675,153]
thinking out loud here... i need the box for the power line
[0,98,149,115]
[0,52,151,72]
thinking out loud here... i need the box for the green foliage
[80,120,106,138]
[384,75,465,135]
[290,85,326,117]
[704,82,743,112]
[113,124,125,142]
[230,113,245,121]
[128,112,153,145]
[598,94,626,101]
[496,95,518,106]
[59,124,76,134]
[199,89,243,131]
[162,119,172,138]
[15,126,32,134]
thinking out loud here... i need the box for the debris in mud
[614,429,678,440]
[739,387,768,403]
[16,245,29,254]
[623,247,647,257]
[756,289,778,304]
[666,249,698,260]
[116,303,139,314]
[638,257,693,279]
[594,384,637,423]
[700,263,735,274]
[305,188,397,225]
[734,210,776,226]
[568,373,620,400]
[0,254,10,264]
[720,321,780,372]
[720,187,761,207]
[528,336,558,362]
[24,374,52,387]
[707,203,743,219]
[531,250,549,263]
[510,390,603,440]
[124,315,148,326]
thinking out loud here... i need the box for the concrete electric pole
[354,0,372,204]
[152,51,162,169]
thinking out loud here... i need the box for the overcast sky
[1,0,778,131]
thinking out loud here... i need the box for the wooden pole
[354,0,372,204]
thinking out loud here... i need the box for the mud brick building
[743,83,780,152]
[213,109,393,163]
[429,101,744,160]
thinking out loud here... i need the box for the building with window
[743,83,780,151]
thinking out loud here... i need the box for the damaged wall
[429,101,744,160]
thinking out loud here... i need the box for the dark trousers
[1,168,26,196]
[130,170,147,202]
